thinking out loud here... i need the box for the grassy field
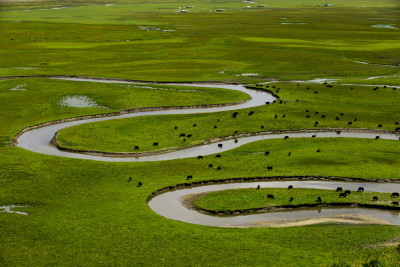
[1,0,400,266]
[193,188,400,212]
[56,82,400,153]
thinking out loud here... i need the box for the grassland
[56,82,400,153]
[1,0,400,266]
[193,188,400,212]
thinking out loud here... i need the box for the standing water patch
[57,95,107,108]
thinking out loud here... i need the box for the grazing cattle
[282,114,286,118]
[314,91,318,94]
[274,115,278,118]
[214,126,217,129]
[314,121,319,126]
[378,124,382,128]
[218,144,223,148]
[215,154,221,158]
[234,131,238,134]
[336,130,341,134]
[284,136,289,139]
[391,192,399,198]
[265,151,270,156]
[217,119,220,122]
[375,136,380,140]
[315,112,319,114]
[345,190,351,195]
[396,122,399,125]
[316,149,321,152]
[306,87,310,90]
[153,142,158,146]
[208,164,213,168]
[267,194,275,199]
[354,118,357,121]
[350,87,353,90]
[235,139,238,143]
[137,182,142,187]
[265,101,270,104]
[317,197,322,203]
[336,187,342,192]
[186,175,193,180]
[197,155,204,159]
[134,146,139,150]
[336,117,340,120]
[340,113,344,116]
[187,134,192,138]
[257,185,260,190]
[339,193,347,198]
[232,112,238,118]
[327,85,332,88]
[357,187,364,192]
[174,126,178,129]
[391,201,399,206]
[267,166,273,171]
[289,197,293,202]
[372,196,378,201]
[128,177,132,182]
[306,115,310,118]
[288,152,291,156]
[321,115,326,118]
[193,124,197,127]
[348,122,352,125]
[179,133,186,137]
[216,166,222,170]
[261,126,264,129]
[306,110,309,113]
[312,135,316,138]
[288,185,293,189]
[183,139,187,142]
[248,111,254,116]
[395,127,400,132]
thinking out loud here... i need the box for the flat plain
[1,0,400,266]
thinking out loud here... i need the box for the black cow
[357,187,364,192]
[372,196,378,201]
[391,201,399,206]
[267,194,275,199]
[284,136,289,139]
[197,155,204,159]
[345,190,351,195]
[375,136,380,140]
[235,139,238,143]
[134,146,139,150]
[218,144,223,148]
[391,192,399,198]
[193,124,197,127]
[215,154,221,158]
[289,197,293,202]
[208,164,213,168]
[336,187,342,192]
[336,117,340,120]
[316,149,321,153]
[267,166,273,171]
[312,135,316,138]
[348,122,352,125]
[274,115,278,118]
[378,124,382,128]
[257,185,260,190]
[186,175,193,180]
[137,182,142,187]
[288,185,293,189]
[174,126,178,129]
[288,152,291,156]
[216,166,222,171]
[128,177,132,182]
[339,193,347,198]
[336,130,341,134]
[187,134,192,138]
[317,197,322,203]
[153,142,158,146]
[248,111,254,116]
[179,133,186,137]
[214,126,217,129]
[265,151,270,156]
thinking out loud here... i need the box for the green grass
[56,82,400,153]
[0,78,248,138]
[193,188,400,212]
[1,0,400,266]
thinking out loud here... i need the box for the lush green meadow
[1,0,400,266]
[194,188,400,212]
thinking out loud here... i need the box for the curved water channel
[14,77,400,225]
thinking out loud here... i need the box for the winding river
[13,77,400,226]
